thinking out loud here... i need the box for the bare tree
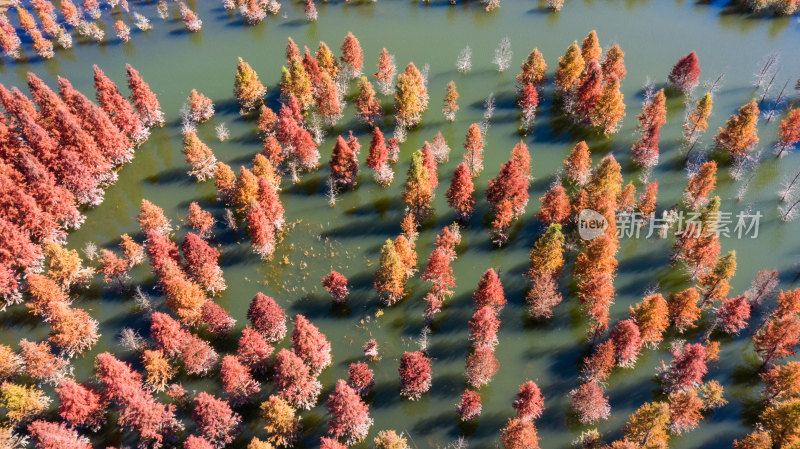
[493,37,512,72]
[457,46,472,74]
[778,165,800,202]
[754,52,780,90]
[764,79,790,122]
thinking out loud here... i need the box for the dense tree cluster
[2,13,799,449]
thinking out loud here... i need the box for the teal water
[2,0,800,447]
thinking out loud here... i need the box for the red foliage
[192,392,241,447]
[668,390,704,434]
[180,333,219,376]
[291,314,332,373]
[220,355,260,406]
[56,378,105,431]
[631,89,667,168]
[500,417,540,449]
[421,247,456,302]
[754,314,800,366]
[28,420,91,449]
[457,389,482,422]
[322,270,349,304]
[348,362,374,396]
[569,381,610,424]
[58,76,132,165]
[447,162,475,222]
[126,64,164,127]
[20,339,68,384]
[576,60,604,120]
[611,319,642,368]
[660,343,708,394]
[329,135,358,187]
[200,301,236,335]
[94,353,179,447]
[367,126,389,172]
[399,351,432,400]
[182,233,226,295]
[340,32,364,77]
[246,202,276,260]
[320,437,348,449]
[247,292,287,343]
[93,65,146,144]
[272,348,322,410]
[487,151,530,220]
[236,326,273,372]
[150,312,187,358]
[184,436,214,449]
[470,306,500,348]
[465,346,499,388]
[326,379,373,445]
[716,295,751,335]
[513,381,545,421]
[537,184,571,225]
[668,51,701,93]
[473,268,506,310]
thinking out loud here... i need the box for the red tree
[611,319,642,368]
[457,389,482,422]
[660,343,708,394]
[754,315,800,367]
[582,340,616,382]
[58,76,132,165]
[184,436,214,449]
[367,126,388,171]
[537,184,571,225]
[716,295,751,335]
[329,135,358,187]
[272,348,322,410]
[630,89,667,168]
[465,346,499,388]
[473,268,507,310]
[200,301,235,335]
[340,32,364,78]
[182,232,226,295]
[320,437,348,449]
[513,381,545,421]
[236,326,273,372]
[399,351,432,400]
[668,51,701,93]
[348,362,374,396]
[446,162,475,222]
[500,417,539,449]
[292,314,332,373]
[94,353,179,447]
[470,306,500,349]
[93,65,146,144]
[28,420,91,449]
[126,64,164,127]
[247,292,287,343]
[326,379,373,445]
[56,378,105,431]
[569,381,610,424]
[192,392,241,447]
[322,270,349,304]
[220,355,260,406]
[420,247,456,304]
[488,148,530,219]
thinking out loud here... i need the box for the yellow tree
[234,57,266,114]
[394,62,428,128]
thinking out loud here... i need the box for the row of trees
[0,65,160,307]
[0,0,213,60]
